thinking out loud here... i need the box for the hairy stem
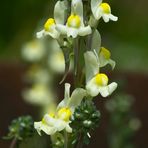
[10,138,17,148]
[76,133,83,148]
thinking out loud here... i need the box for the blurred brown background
[0,0,148,147]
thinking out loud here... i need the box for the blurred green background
[0,0,148,72]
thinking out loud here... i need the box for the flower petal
[34,121,56,135]
[44,29,60,39]
[66,124,72,133]
[56,24,67,35]
[57,83,71,109]
[91,29,101,54]
[78,26,92,36]
[36,30,44,38]
[71,0,83,22]
[67,28,78,38]
[102,14,110,23]
[54,119,66,131]
[84,51,99,83]
[65,83,71,100]
[91,0,102,18]
[68,88,86,109]
[99,52,116,69]
[44,114,56,126]
[99,82,117,97]
[95,7,102,20]
[109,14,118,21]
[86,78,100,97]
[54,0,68,24]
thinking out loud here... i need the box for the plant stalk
[10,138,17,148]
[64,130,68,148]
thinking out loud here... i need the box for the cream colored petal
[84,51,99,83]
[34,121,42,135]
[99,54,116,69]
[44,114,56,126]
[86,78,100,97]
[54,0,68,24]
[55,120,67,131]
[48,50,65,73]
[57,83,71,109]
[66,124,72,133]
[68,88,86,109]
[71,0,83,21]
[64,83,71,101]
[91,0,102,18]
[56,24,67,35]
[78,26,92,36]
[44,29,60,39]
[34,121,56,135]
[109,14,118,21]
[67,28,78,38]
[91,29,101,54]
[22,85,53,106]
[102,14,110,23]
[21,41,46,62]
[99,82,117,97]
[94,7,103,20]
[36,30,45,38]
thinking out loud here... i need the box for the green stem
[64,130,68,148]
[74,38,80,87]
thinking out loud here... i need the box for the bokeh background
[0,0,148,147]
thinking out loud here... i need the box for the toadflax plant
[34,0,118,147]
[5,0,118,148]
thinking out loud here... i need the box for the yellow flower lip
[100,3,111,14]
[95,73,109,86]
[100,47,111,59]
[67,14,81,28]
[44,18,55,31]
[57,107,72,122]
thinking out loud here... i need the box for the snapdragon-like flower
[23,84,53,106]
[91,0,118,22]
[99,47,116,69]
[86,72,117,97]
[91,30,115,69]
[48,40,65,73]
[37,1,67,39]
[48,49,65,73]
[34,83,86,135]
[26,65,51,84]
[37,18,60,39]
[85,51,117,97]
[56,0,92,38]
[22,40,46,62]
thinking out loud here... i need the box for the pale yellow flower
[91,0,118,22]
